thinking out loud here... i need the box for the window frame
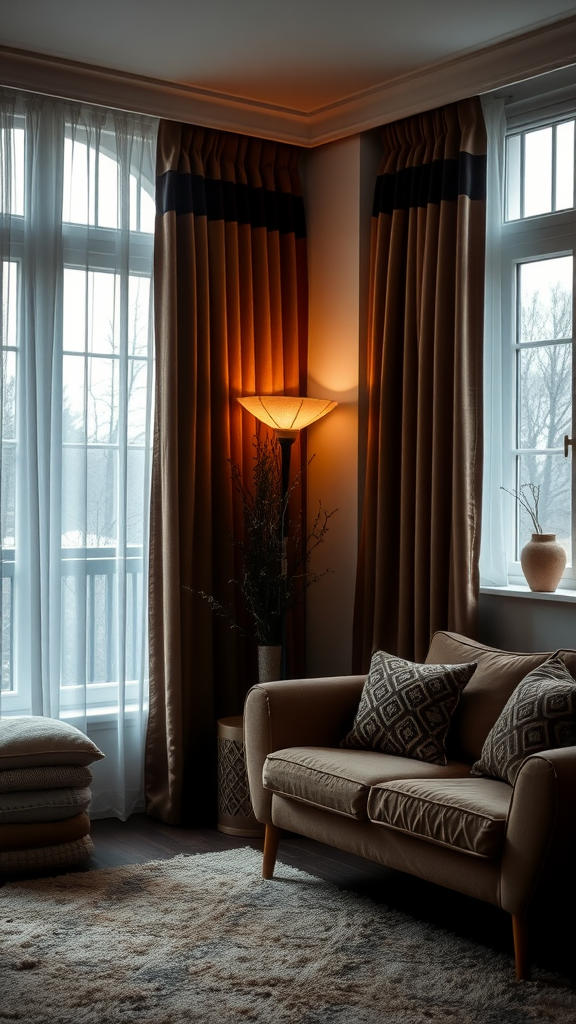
[500,132,576,589]
[1,113,155,715]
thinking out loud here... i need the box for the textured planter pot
[520,533,566,593]
[217,715,264,837]
[215,646,281,838]
[257,645,283,684]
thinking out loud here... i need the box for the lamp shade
[238,395,337,435]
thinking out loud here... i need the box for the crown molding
[1,15,576,146]
[306,16,576,145]
[0,46,311,144]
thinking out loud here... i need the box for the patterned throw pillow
[470,656,576,785]
[341,650,477,765]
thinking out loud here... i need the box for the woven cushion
[0,717,104,769]
[470,657,576,785]
[0,764,93,794]
[0,835,94,874]
[341,651,477,765]
[367,777,511,859]
[0,787,92,823]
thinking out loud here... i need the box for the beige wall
[479,593,576,652]
[301,132,380,676]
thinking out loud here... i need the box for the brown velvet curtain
[353,97,486,668]
[146,122,308,825]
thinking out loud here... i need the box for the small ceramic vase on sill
[520,533,566,592]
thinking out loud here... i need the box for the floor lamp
[237,395,337,507]
[237,395,337,675]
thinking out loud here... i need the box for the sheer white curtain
[0,88,158,818]
[479,96,508,586]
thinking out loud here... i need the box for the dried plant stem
[195,434,337,646]
[500,483,542,534]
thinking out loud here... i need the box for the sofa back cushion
[470,655,576,784]
[426,632,565,763]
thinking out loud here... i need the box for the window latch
[564,435,573,458]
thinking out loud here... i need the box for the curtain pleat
[353,98,486,667]
[147,122,307,825]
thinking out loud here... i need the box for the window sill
[61,707,149,729]
[480,584,576,604]
[1,707,148,728]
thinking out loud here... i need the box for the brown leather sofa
[244,631,576,980]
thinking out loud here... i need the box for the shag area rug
[1,847,575,1024]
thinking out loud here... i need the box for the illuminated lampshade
[238,395,337,437]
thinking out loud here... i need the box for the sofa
[244,631,576,981]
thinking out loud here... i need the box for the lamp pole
[276,434,295,677]
[276,433,296,537]
[237,395,337,678]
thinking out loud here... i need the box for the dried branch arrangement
[198,434,337,646]
[501,482,542,534]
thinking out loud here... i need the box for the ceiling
[2,1,576,143]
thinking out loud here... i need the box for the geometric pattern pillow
[341,650,477,765]
[470,656,576,785]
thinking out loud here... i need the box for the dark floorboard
[5,814,575,985]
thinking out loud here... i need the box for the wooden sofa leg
[262,823,280,879]
[512,914,531,981]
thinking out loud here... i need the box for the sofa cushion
[470,656,576,785]
[263,746,471,820]
[0,787,92,823]
[367,778,512,859]
[426,631,562,763]
[0,717,104,769]
[341,650,476,765]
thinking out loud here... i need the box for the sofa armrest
[500,746,576,917]
[244,675,365,824]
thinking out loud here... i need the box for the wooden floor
[5,813,574,984]
[83,815,575,984]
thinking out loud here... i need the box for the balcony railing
[1,547,145,696]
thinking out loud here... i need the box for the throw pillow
[341,650,477,765]
[0,717,104,770]
[470,656,576,785]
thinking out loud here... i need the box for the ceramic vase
[520,533,566,592]
[257,645,283,684]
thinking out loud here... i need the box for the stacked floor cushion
[0,717,104,874]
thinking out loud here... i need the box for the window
[499,111,576,586]
[0,91,157,820]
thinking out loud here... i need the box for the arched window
[0,91,158,818]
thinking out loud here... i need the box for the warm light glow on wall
[238,395,337,436]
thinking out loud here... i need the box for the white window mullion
[551,124,557,213]
[571,256,576,576]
